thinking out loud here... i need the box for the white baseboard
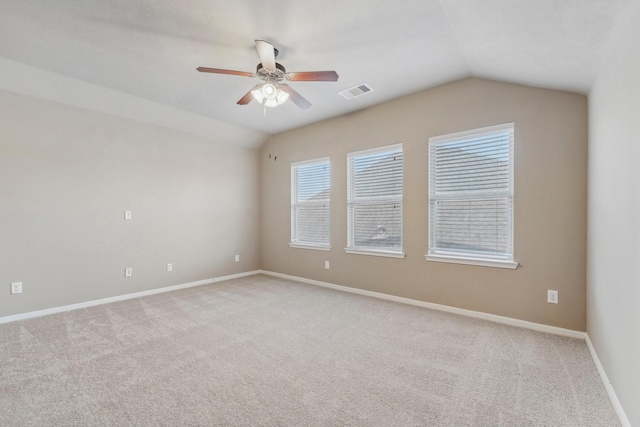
[2,268,628,427]
[260,270,633,426]
[0,270,260,324]
[260,270,586,339]
[585,335,631,427]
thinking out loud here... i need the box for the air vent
[339,83,374,100]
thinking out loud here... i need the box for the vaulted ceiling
[0,0,634,147]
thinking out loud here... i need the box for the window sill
[289,243,331,252]
[345,248,406,259]
[425,254,518,269]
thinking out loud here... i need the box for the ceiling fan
[197,40,339,110]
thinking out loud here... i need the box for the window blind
[429,124,514,261]
[291,159,331,247]
[347,145,403,252]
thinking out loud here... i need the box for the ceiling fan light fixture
[198,40,337,109]
[252,79,289,108]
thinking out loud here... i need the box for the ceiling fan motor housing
[256,63,287,81]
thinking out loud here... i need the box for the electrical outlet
[324,261,330,270]
[125,268,133,277]
[11,282,22,294]
[235,254,240,262]
[124,211,132,220]
[167,263,173,272]
[547,290,558,304]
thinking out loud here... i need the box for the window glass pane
[429,124,514,262]
[353,202,402,249]
[296,204,330,244]
[348,145,403,252]
[353,151,403,198]
[291,159,330,246]
[434,133,511,195]
[297,162,331,201]
[431,198,510,255]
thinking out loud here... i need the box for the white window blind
[347,144,403,255]
[291,158,331,249]
[428,123,515,267]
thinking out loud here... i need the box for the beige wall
[1,90,260,317]
[587,3,640,425]
[261,77,588,331]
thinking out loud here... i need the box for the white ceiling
[0,0,635,147]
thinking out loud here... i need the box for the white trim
[289,243,331,251]
[345,248,406,259]
[428,122,515,263]
[346,144,404,254]
[585,335,631,427]
[1,269,628,427]
[262,270,628,426]
[346,142,403,158]
[0,270,260,325]
[291,156,330,167]
[426,254,518,269]
[260,270,585,339]
[291,158,331,248]
[429,122,515,144]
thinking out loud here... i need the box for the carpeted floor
[0,274,620,426]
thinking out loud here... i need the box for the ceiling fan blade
[197,67,254,77]
[237,84,263,105]
[255,40,276,71]
[279,84,312,110]
[286,71,339,82]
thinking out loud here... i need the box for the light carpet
[0,274,620,426]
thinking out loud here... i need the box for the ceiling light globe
[263,84,275,96]
[262,82,278,101]
[251,79,289,107]
[276,88,289,104]
[251,87,263,103]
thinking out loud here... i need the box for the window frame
[426,123,517,269]
[346,144,405,259]
[289,157,331,251]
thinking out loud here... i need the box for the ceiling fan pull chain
[269,133,272,159]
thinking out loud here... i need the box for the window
[290,158,331,250]
[427,123,517,269]
[346,144,404,258]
